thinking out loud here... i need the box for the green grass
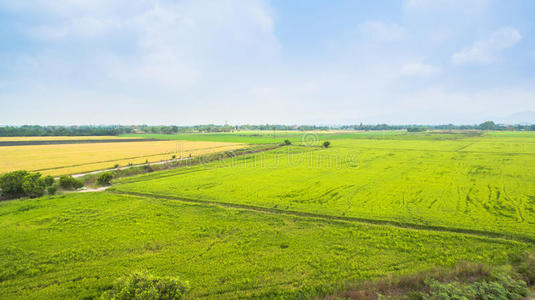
[113,134,535,242]
[120,130,481,144]
[2,130,535,298]
[0,192,529,299]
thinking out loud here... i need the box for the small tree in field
[43,175,55,187]
[96,172,113,186]
[22,173,46,198]
[0,170,29,197]
[323,141,331,148]
[59,176,84,190]
[284,139,292,145]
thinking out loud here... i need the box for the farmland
[1,130,535,298]
[0,138,245,176]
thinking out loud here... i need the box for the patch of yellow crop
[0,141,245,176]
[0,136,144,141]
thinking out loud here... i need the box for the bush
[43,175,55,187]
[284,139,292,145]
[47,185,57,195]
[96,172,113,186]
[0,170,29,197]
[58,176,84,190]
[323,141,330,148]
[101,271,190,300]
[21,173,46,198]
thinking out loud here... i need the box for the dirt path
[69,157,193,178]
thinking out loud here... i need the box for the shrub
[43,175,55,187]
[22,173,46,198]
[58,176,84,190]
[0,170,29,197]
[323,141,330,148]
[101,271,190,300]
[284,139,292,145]
[114,164,120,169]
[96,172,113,186]
[172,155,176,160]
[47,185,57,195]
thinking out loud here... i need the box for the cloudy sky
[1,0,535,125]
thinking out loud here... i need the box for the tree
[59,176,84,190]
[323,141,331,148]
[0,170,29,197]
[96,172,113,186]
[22,173,46,198]
[479,121,496,130]
[43,175,55,187]
[47,186,57,195]
[284,139,292,145]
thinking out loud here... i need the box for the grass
[0,192,530,299]
[120,130,479,144]
[2,130,535,298]
[0,140,245,176]
[113,133,535,242]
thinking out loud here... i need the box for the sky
[1,0,535,125]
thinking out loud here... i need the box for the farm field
[0,140,245,176]
[113,132,535,242]
[0,136,145,141]
[0,192,529,299]
[1,130,534,298]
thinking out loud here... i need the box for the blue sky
[1,0,534,125]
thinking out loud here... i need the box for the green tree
[59,176,84,190]
[323,141,331,148]
[0,170,29,197]
[479,121,496,130]
[284,139,292,145]
[43,175,55,187]
[96,172,113,186]
[22,173,46,198]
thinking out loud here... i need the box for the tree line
[1,121,534,137]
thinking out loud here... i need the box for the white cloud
[356,21,407,42]
[451,27,522,65]
[405,0,489,12]
[399,62,440,77]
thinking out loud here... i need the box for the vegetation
[96,172,114,186]
[1,130,535,298]
[114,132,535,242]
[58,175,84,190]
[0,171,51,199]
[323,141,331,148]
[101,271,189,300]
[0,192,530,298]
[0,139,245,176]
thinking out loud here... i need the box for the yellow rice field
[0,140,245,176]
[0,136,144,141]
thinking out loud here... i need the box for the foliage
[96,172,114,186]
[284,139,292,145]
[0,170,29,197]
[58,176,84,190]
[47,185,57,195]
[21,173,46,198]
[100,271,189,300]
[423,272,528,299]
[323,141,330,148]
[43,175,55,187]
[407,126,428,132]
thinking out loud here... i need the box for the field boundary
[108,190,535,245]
